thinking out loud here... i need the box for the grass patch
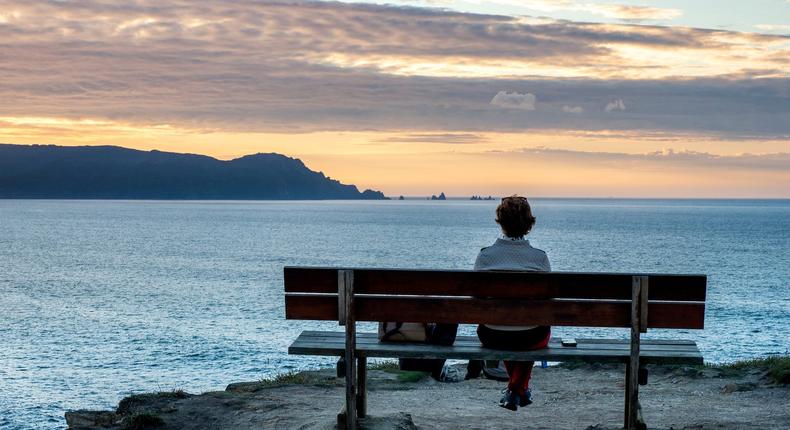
[390,370,430,383]
[117,390,187,415]
[715,356,790,384]
[368,360,399,371]
[257,371,315,387]
[254,369,339,388]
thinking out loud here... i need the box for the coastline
[65,359,789,430]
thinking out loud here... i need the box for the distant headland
[0,144,386,200]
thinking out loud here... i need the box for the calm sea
[1,199,788,429]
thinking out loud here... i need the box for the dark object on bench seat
[284,267,707,430]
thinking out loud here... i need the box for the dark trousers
[471,325,551,395]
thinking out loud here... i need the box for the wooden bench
[284,267,707,430]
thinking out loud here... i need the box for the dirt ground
[66,362,790,430]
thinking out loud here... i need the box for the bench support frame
[335,271,655,430]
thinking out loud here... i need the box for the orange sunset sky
[1,0,788,197]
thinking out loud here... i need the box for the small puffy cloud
[490,91,536,110]
[562,105,584,114]
[605,99,626,112]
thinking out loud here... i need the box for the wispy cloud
[755,24,790,33]
[375,133,486,144]
[510,146,790,171]
[562,105,584,114]
[512,1,683,21]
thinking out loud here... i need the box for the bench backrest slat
[285,267,706,301]
[285,294,704,329]
[284,267,707,330]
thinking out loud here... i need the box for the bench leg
[338,356,366,428]
[624,363,631,429]
[624,362,646,430]
[625,276,648,430]
[339,270,357,430]
[357,356,367,418]
[344,351,357,429]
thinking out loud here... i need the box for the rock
[226,381,266,393]
[722,383,738,393]
[64,410,118,429]
[722,382,758,393]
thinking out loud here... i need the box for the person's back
[475,237,550,331]
[471,195,552,411]
[474,238,549,272]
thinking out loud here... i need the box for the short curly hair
[495,195,536,238]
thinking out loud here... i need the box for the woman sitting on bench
[473,195,551,411]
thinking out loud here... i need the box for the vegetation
[256,370,339,388]
[368,360,400,371]
[257,370,317,387]
[386,369,430,383]
[715,356,790,385]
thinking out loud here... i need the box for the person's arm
[473,248,488,271]
[543,253,551,272]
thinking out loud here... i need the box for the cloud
[490,1,682,21]
[562,105,584,114]
[755,24,790,33]
[0,0,786,139]
[375,133,486,144]
[490,91,537,110]
[586,4,683,21]
[605,99,626,112]
[509,146,790,171]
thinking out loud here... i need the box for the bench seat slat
[289,332,704,365]
[299,335,701,353]
[295,331,699,346]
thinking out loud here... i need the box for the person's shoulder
[528,245,550,262]
[478,240,500,253]
[530,246,547,255]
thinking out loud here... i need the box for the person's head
[495,195,536,239]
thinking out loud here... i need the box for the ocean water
[0,199,788,429]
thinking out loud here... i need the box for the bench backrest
[284,267,706,329]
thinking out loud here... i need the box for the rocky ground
[66,361,790,430]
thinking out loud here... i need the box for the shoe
[520,388,533,407]
[499,389,520,411]
[499,388,533,408]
